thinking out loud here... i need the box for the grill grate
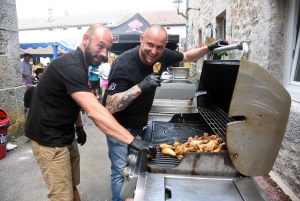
[149,151,180,167]
[197,105,235,139]
[149,122,213,167]
[148,110,234,168]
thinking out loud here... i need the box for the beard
[85,43,104,67]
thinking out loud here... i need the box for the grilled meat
[162,147,176,157]
[153,62,161,73]
[159,143,174,149]
[159,134,227,159]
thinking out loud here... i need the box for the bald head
[144,24,167,42]
[85,24,111,38]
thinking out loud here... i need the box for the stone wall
[0,0,27,140]
[187,0,300,198]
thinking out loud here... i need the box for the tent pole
[52,45,58,59]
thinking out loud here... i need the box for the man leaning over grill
[25,24,156,201]
[103,24,228,201]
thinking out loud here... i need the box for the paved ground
[0,114,112,201]
[0,112,298,201]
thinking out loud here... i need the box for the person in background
[21,53,34,86]
[45,62,50,68]
[33,68,43,85]
[99,56,113,98]
[103,24,228,201]
[25,24,156,201]
[23,67,43,143]
[88,64,100,99]
[33,60,42,73]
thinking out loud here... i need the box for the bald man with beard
[25,24,156,201]
[103,24,228,201]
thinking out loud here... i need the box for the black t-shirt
[25,47,90,147]
[24,86,36,108]
[103,46,183,129]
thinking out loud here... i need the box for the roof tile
[18,10,186,30]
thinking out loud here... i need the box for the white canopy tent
[19,29,86,59]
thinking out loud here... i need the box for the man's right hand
[137,73,160,92]
[129,138,157,157]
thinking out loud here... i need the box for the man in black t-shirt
[103,24,228,201]
[25,24,156,201]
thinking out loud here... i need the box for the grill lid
[227,59,291,176]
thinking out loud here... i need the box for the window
[216,11,226,40]
[205,23,213,38]
[284,0,300,102]
[198,29,202,44]
[291,30,300,84]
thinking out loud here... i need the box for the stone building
[0,0,27,140]
[186,0,300,198]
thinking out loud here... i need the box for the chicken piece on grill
[173,141,182,147]
[213,143,226,152]
[205,139,219,151]
[175,145,195,155]
[175,146,187,155]
[159,143,174,149]
[162,147,176,157]
[187,139,209,146]
[159,133,227,158]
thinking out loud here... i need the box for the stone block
[0,1,18,31]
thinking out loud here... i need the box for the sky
[16,0,186,19]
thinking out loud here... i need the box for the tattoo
[106,85,142,114]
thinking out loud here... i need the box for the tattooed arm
[106,85,142,114]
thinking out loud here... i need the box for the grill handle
[211,41,249,59]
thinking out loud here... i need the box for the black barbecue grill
[120,42,291,201]
[147,59,241,170]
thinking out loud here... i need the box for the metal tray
[171,67,189,79]
[150,99,193,114]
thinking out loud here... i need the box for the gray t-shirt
[21,61,32,84]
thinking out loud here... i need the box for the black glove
[138,73,160,92]
[75,126,87,146]
[129,138,157,157]
[207,39,229,51]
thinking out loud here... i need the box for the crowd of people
[21,55,49,86]
[21,23,227,201]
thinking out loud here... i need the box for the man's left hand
[207,39,229,51]
[76,126,87,146]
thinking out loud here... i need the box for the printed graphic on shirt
[107,83,116,91]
